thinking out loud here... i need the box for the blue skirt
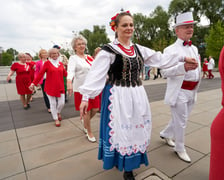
[98,84,149,171]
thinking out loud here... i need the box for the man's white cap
[173,12,198,28]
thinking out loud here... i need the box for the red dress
[33,60,67,97]
[210,46,224,179]
[202,60,208,72]
[27,61,36,81]
[11,62,33,95]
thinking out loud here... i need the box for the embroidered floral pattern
[108,86,151,156]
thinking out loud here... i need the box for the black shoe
[123,171,135,180]
[27,104,31,108]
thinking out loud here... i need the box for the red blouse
[33,61,67,97]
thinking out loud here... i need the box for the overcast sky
[1,0,174,55]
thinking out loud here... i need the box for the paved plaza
[0,66,221,180]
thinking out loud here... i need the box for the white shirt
[67,54,92,92]
[208,58,215,70]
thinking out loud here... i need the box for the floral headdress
[109,10,130,31]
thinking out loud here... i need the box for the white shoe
[86,134,96,143]
[83,127,87,134]
[81,119,87,134]
[160,136,175,147]
[175,151,191,163]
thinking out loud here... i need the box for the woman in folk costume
[79,11,198,180]
[210,46,224,180]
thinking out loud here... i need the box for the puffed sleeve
[136,44,185,69]
[10,62,17,71]
[79,50,115,100]
[67,56,76,81]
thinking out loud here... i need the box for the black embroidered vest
[102,44,144,87]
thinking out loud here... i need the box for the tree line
[1,0,223,66]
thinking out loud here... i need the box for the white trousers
[160,89,195,152]
[47,94,65,120]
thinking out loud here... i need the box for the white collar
[49,57,60,68]
[113,39,134,48]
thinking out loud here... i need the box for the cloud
[0,0,171,56]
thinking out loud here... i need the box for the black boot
[153,75,157,80]
[123,171,135,180]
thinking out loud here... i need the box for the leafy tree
[133,6,173,51]
[1,52,13,66]
[59,48,70,59]
[133,13,151,46]
[33,53,39,60]
[168,0,223,58]
[149,6,172,51]
[205,20,224,63]
[198,0,224,25]
[79,25,110,55]
[0,48,18,66]
[6,48,18,57]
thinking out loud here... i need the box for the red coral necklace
[117,44,134,56]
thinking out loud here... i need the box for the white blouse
[79,39,185,100]
[67,54,92,92]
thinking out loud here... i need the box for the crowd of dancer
[6,10,220,180]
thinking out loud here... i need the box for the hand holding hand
[184,57,198,65]
[184,62,198,71]
[29,83,35,91]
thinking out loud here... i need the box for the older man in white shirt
[160,12,201,163]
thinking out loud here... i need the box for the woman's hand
[79,101,88,120]
[29,83,35,91]
[67,80,73,96]
[6,76,11,83]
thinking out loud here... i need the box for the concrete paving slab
[22,135,98,170]
[3,173,27,180]
[19,123,82,151]
[0,153,24,179]
[185,121,204,135]
[147,146,204,178]
[185,126,211,154]
[190,110,218,126]
[173,155,210,180]
[88,169,123,180]
[0,139,20,158]
[26,149,102,180]
[0,129,17,142]
[151,113,171,129]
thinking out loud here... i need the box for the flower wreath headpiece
[109,10,130,31]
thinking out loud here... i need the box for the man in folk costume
[160,12,201,163]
